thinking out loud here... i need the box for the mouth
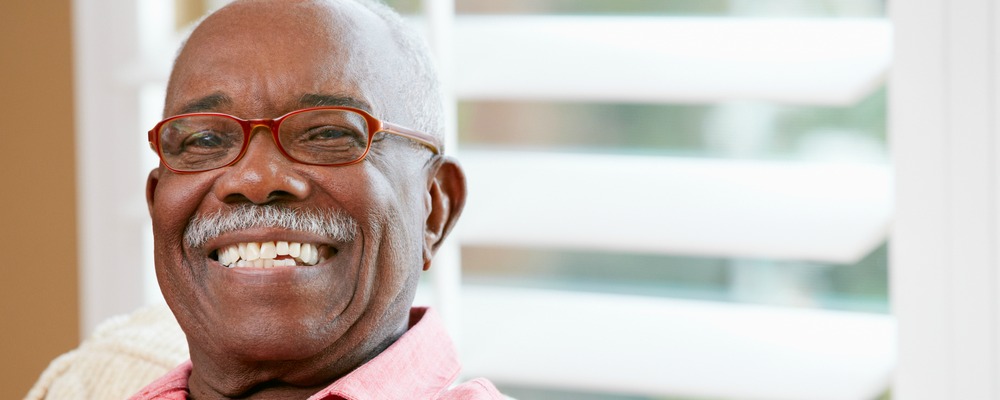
[210,241,334,268]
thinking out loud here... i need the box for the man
[32,0,504,399]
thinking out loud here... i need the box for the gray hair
[350,0,445,149]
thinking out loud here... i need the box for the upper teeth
[217,241,322,268]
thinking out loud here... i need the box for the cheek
[365,163,427,250]
[323,161,427,296]
[150,173,220,301]
[308,159,425,238]
[360,166,427,314]
[151,172,211,300]
[151,174,216,245]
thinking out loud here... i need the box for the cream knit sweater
[25,304,189,400]
[27,306,516,400]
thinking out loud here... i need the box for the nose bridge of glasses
[234,118,286,159]
[247,118,279,135]
[242,119,282,147]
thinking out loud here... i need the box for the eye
[184,131,228,148]
[305,127,359,142]
[296,126,366,150]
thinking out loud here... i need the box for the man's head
[145,0,465,395]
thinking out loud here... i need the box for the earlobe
[146,168,160,216]
[422,157,467,271]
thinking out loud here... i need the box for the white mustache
[184,204,358,248]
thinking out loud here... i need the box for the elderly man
[31,0,505,399]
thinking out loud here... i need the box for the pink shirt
[129,308,503,400]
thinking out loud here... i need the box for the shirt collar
[309,307,461,400]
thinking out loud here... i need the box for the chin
[215,315,335,361]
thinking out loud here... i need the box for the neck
[188,379,328,400]
[184,321,409,399]
[185,356,348,399]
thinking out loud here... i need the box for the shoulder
[25,304,189,400]
[439,378,516,400]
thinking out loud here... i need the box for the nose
[211,127,311,204]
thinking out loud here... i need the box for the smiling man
[86,0,496,398]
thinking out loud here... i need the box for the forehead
[165,0,400,117]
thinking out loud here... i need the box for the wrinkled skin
[145,1,466,398]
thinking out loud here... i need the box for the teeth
[216,241,326,268]
[244,242,261,261]
[307,244,319,264]
[225,246,238,266]
[260,241,277,259]
[299,244,311,265]
[301,243,316,265]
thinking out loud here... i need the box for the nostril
[222,193,253,204]
[265,190,297,203]
[221,190,298,205]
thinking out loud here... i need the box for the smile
[212,241,330,268]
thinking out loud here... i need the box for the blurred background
[3,0,995,399]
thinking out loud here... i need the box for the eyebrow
[178,93,233,114]
[299,93,373,114]
[175,92,373,116]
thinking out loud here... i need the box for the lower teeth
[228,259,300,268]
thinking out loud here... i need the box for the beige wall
[0,1,80,398]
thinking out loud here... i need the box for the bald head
[168,0,443,147]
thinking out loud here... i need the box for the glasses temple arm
[381,121,443,155]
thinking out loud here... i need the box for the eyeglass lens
[157,109,371,171]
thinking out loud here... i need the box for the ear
[422,156,467,271]
[146,168,160,217]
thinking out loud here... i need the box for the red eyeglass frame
[147,106,442,174]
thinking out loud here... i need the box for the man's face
[146,1,461,383]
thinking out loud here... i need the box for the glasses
[148,106,441,173]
